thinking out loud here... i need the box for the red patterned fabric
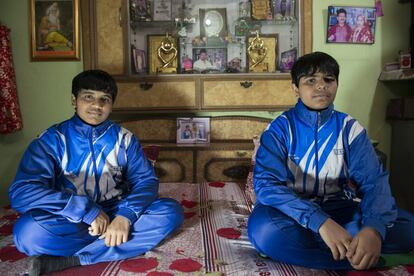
[169,258,202,272]
[208,182,225,187]
[0,25,23,134]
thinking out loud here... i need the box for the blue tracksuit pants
[248,201,414,270]
[13,198,184,265]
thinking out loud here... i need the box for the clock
[200,8,227,38]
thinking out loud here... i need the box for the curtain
[0,24,23,134]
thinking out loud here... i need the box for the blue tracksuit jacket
[253,100,398,239]
[9,114,158,226]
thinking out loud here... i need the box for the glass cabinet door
[128,0,302,76]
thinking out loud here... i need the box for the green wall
[0,1,410,205]
[313,0,410,170]
[0,1,82,204]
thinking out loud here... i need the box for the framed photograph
[130,0,151,21]
[274,0,295,20]
[131,46,146,73]
[176,117,210,144]
[147,34,178,74]
[192,48,227,73]
[326,6,376,44]
[199,8,227,38]
[279,47,297,72]
[247,34,278,73]
[30,0,80,61]
[153,0,172,21]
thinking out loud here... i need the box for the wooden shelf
[378,68,414,81]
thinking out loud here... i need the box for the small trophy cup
[156,33,178,73]
[248,31,268,72]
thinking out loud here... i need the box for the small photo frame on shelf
[30,0,80,61]
[192,48,227,73]
[177,117,210,144]
[130,0,151,21]
[238,1,251,19]
[153,0,172,21]
[147,34,178,74]
[279,47,297,72]
[251,0,272,20]
[326,6,376,44]
[274,0,295,20]
[247,33,278,73]
[199,8,227,38]
[131,46,146,73]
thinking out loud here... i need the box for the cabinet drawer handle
[240,81,253,88]
[236,151,248,157]
[140,82,153,91]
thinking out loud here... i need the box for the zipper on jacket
[88,128,101,201]
[312,112,321,196]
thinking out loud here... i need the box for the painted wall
[0,1,82,204]
[312,0,410,169]
[0,0,410,205]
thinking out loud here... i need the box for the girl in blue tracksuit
[247,52,414,270]
[8,70,184,275]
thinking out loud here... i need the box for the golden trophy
[248,31,268,72]
[247,31,277,73]
[155,33,177,73]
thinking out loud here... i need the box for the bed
[0,182,413,275]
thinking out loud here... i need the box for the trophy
[248,31,268,72]
[156,33,178,73]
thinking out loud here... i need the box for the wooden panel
[121,119,176,142]
[196,150,253,183]
[302,0,313,54]
[211,117,270,141]
[114,81,197,110]
[156,150,193,183]
[202,79,296,110]
[96,0,124,74]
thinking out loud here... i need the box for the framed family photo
[192,48,227,73]
[30,0,80,61]
[176,117,210,144]
[326,6,376,44]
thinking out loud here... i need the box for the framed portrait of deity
[30,0,80,61]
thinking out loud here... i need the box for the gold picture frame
[147,34,178,74]
[247,33,278,73]
[30,0,80,61]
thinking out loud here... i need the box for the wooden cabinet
[114,79,198,111]
[81,0,312,182]
[121,117,270,183]
[202,77,295,110]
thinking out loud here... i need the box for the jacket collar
[70,114,113,138]
[294,99,334,127]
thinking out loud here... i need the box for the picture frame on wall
[30,0,80,61]
[176,117,210,144]
[326,6,376,44]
